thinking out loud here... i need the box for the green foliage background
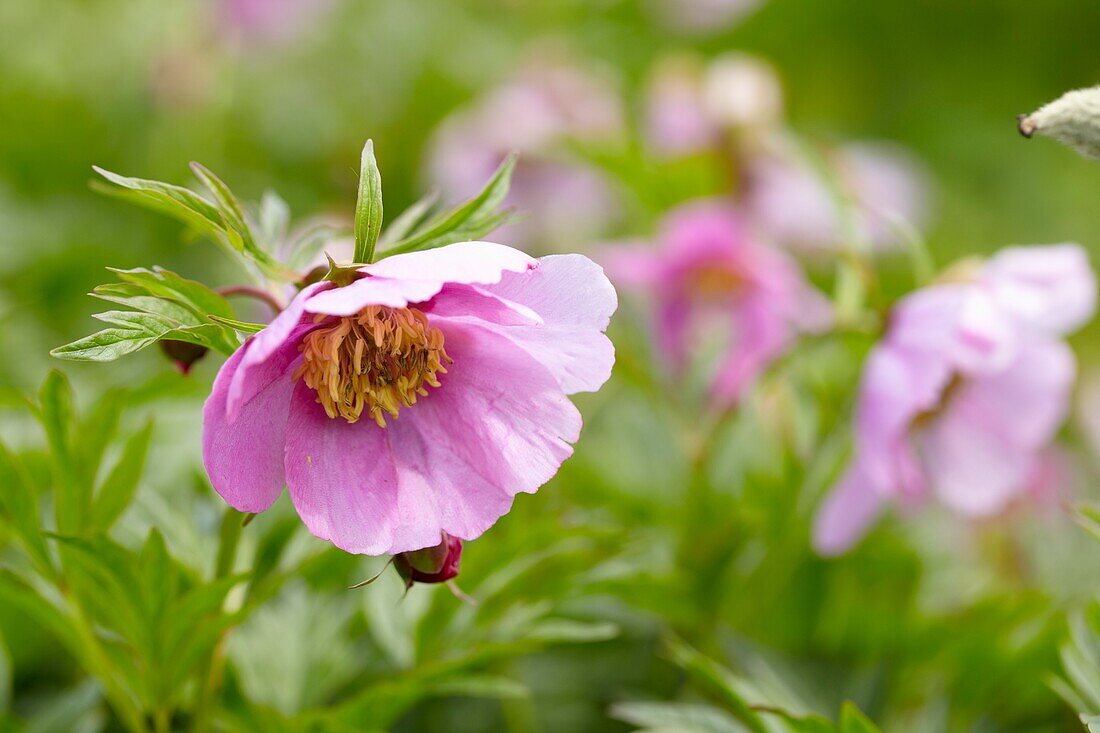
[3,1,1100,731]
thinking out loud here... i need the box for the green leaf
[379,189,438,246]
[190,162,254,251]
[838,702,881,733]
[140,528,178,630]
[208,314,266,334]
[426,674,528,700]
[88,421,153,531]
[610,701,746,733]
[382,153,516,255]
[524,619,619,644]
[1085,715,1100,732]
[109,267,234,320]
[353,139,384,264]
[51,327,163,362]
[37,371,87,534]
[93,166,225,240]
[0,441,53,576]
[74,388,125,486]
[0,570,82,660]
[54,267,240,361]
[664,636,769,733]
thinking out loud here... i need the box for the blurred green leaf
[88,420,153,531]
[36,371,86,534]
[0,441,52,575]
[838,702,881,733]
[353,139,383,264]
[610,701,746,733]
[664,636,769,733]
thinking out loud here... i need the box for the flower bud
[701,53,783,131]
[393,532,462,589]
[160,339,208,375]
[1018,85,1100,160]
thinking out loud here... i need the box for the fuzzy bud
[1018,85,1100,160]
[394,533,462,589]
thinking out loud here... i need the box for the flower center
[294,306,451,427]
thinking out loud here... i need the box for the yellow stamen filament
[294,306,451,427]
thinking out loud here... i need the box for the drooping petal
[476,254,618,393]
[203,346,294,513]
[283,381,438,555]
[360,241,536,285]
[813,462,886,556]
[984,244,1097,336]
[387,318,582,548]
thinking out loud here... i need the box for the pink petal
[226,281,329,421]
[388,318,582,547]
[855,344,952,494]
[303,276,444,316]
[283,381,438,555]
[361,241,536,285]
[203,347,293,513]
[477,254,618,393]
[984,244,1097,336]
[918,409,1031,517]
[710,295,790,404]
[948,339,1075,448]
[813,462,885,556]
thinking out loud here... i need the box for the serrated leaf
[382,153,515,255]
[92,283,201,324]
[354,140,384,264]
[88,421,153,531]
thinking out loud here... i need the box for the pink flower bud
[394,533,462,587]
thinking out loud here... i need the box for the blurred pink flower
[745,140,931,252]
[203,242,617,555]
[219,0,332,45]
[647,0,765,34]
[645,54,783,157]
[814,245,1096,555]
[607,201,830,405]
[427,58,624,249]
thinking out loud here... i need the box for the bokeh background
[4,1,1100,731]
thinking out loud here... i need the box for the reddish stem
[216,286,284,315]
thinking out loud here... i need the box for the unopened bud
[160,340,207,375]
[1018,85,1100,160]
[702,53,783,131]
[393,532,462,589]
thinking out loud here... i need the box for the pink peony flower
[607,201,830,405]
[814,245,1096,555]
[744,140,931,253]
[427,57,624,249]
[202,242,617,555]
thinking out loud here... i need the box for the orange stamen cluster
[294,306,450,427]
